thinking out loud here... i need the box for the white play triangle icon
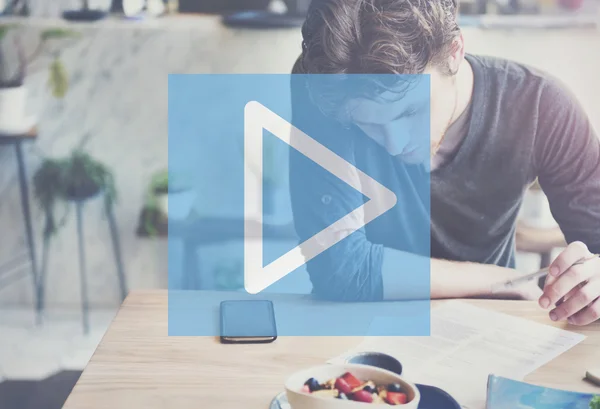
[244,101,397,294]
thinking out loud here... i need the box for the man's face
[347,68,457,165]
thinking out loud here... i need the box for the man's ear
[447,32,465,75]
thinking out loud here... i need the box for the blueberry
[363,385,376,394]
[338,392,349,400]
[387,383,403,393]
[304,378,321,392]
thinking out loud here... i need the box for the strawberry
[385,392,408,405]
[352,390,373,403]
[334,378,352,395]
[341,372,362,389]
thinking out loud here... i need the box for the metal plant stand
[39,193,128,334]
[0,129,40,323]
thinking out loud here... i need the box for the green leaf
[41,28,79,41]
[47,57,69,99]
[150,170,169,192]
[590,396,600,409]
[33,149,116,238]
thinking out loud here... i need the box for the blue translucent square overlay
[168,74,431,336]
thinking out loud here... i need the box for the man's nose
[381,123,410,154]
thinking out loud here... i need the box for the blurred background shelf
[459,12,598,28]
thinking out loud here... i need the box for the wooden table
[62,290,600,409]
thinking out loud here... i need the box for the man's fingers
[540,264,594,308]
[548,241,589,278]
[538,241,598,320]
[555,282,584,307]
[567,296,600,326]
[550,278,600,321]
[543,271,557,289]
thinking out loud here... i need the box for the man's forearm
[429,257,525,299]
[382,248,527,300]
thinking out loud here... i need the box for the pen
[492,253,600,293]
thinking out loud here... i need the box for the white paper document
[330,301,586,409]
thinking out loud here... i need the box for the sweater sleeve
[535,77,600,253]
[288,73,385,302]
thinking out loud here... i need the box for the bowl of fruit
[284,364,420,408]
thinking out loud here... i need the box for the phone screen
[220,300,277,343]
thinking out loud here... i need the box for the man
[289,0,600,325]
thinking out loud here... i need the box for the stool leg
[15,142,40,324]
[38,231,51,321]
[75,202,89,335]
[106,203,127,301]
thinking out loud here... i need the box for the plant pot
[157,189,196,221]
[0,85,34,134]
[137,206,168,237]
[65,182,102,202]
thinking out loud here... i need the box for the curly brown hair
[297,0,461,75]
[292,0,461,120]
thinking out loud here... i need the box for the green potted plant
[138,169,195,237]
[33,149,117,239]
[138,170,169,237]
[0,24,77,133]
[150,169,170,217]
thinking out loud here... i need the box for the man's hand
[539,241,600,326]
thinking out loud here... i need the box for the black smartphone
[219,300,277,344]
